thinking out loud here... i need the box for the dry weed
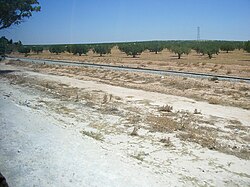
[159,105,173,112]
[80,130,104,141]
[208,97,220,105]
[130,126,139,136]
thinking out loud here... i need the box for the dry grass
[177,131,217,150]
[80,130,104,141]
[130,126,139,136]
[130,151,147,162]
[208,97,220,105]
[160,137,174,147]
[146,111,250,160]
[158,105,173,112]
[147,115,181,133]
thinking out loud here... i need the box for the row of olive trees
[17,46,43,56]
[48,44,113,57]
[15,40,250,59]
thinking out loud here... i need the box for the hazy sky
[1,0,250,44]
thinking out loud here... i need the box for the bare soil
[1,60,250,186]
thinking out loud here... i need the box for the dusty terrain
[0,59,250,186]
[11,47,250,78]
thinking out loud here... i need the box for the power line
[197,26,200,41]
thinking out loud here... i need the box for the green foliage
[204,46,219,59]
[49,46,65,55]
[244,41,250,53]
[0,36,21,55]
[220,43,235,53]
[93,45,112,56]
[118,43,145,58]
[0,0,41,29]
[0,36,10,55]
[170,45,191,59]
[32,46,43,54]
[146,42,164,54]
[70,45,89,56]
[191,41,220,59]
[32,40,247,60]
[18,47,31,56]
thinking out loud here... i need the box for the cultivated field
[11,47,250,78]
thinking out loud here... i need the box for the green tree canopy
[0,0,41,29]
[244,41,250,53]
[203,46,219,59]
[32,46,43,54]
[0,36,16,55]
[93,45,112,56]
[49,46,65,55]
[18,46,31,56]
[118,43,145,58]
[220,43,235,53]
[146,42,164,54]
[71,45,89,56]
[170,46,191,59]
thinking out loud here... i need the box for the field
[1,53,250,186]
[11,46,250,78]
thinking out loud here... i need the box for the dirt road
[0,61,250,186]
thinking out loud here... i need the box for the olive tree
[204,46,219,59]
[220,43,235,53]
[18,47,31,56]
[244,41,250,53]
[118,43,145,58]
[49,46,65,55]
[147,42,164,54]
[170,46,191,59]
[71,45,89,56]
[93,45,111,56]
[32,46,43,54]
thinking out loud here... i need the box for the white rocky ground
[0,62,250,187]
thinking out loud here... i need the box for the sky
[0,0,250,44]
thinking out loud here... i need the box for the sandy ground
[0,61,250,186]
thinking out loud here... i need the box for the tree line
[1,38,250,59]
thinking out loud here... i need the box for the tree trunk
[132,54,136,58]
[155,51,158,54]
[178,53,181,59]
[208,54,212,59]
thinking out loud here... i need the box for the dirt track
[0,60,250,186]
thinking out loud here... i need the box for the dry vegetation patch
[12,60,248,109]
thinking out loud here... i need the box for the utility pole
[197,26,200,41]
